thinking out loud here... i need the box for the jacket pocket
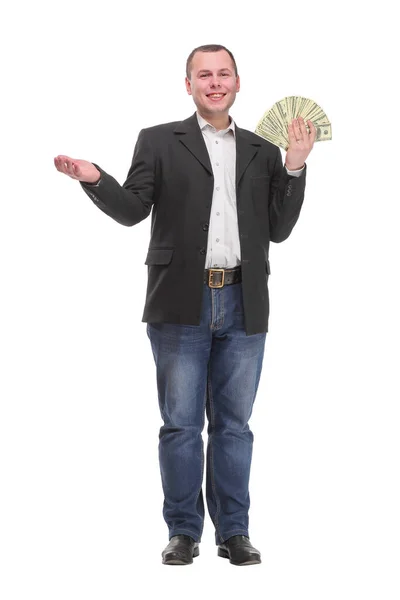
[145,247,174,265]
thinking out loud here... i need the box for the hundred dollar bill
[255,96,332,149]
[255,125,287,149]
[314,123,332,141]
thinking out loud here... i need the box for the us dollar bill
[255,96,332,150]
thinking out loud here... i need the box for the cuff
[285,164,305,177]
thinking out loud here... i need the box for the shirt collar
[196,112,236,137]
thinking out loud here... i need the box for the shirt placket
[210,130,226,267]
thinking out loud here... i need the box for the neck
[197,110,231,131]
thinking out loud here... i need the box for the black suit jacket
[80,112,307,335]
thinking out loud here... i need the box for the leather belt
[203,266,242,288]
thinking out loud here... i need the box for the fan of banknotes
[255,96,332,150]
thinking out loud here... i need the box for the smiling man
[54,44,316,566]
[185,50,240,130]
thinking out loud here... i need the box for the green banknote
[255,96,332,150]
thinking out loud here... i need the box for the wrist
[82,169,101,185]
[285,163,304,171]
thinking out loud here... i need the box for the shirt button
[216,212,220,216]
[216,187,220,191]
[216,162,220,166]
[216,238,220,242]
[215,141,219,144]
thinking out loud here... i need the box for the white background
[1,0,399,598]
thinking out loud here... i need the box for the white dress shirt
[196,112,303,269]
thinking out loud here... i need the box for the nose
[209,76,222,88]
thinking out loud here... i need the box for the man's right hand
[54,155,101,184]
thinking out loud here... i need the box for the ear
[236,75,241,93]
[185,77,192,95]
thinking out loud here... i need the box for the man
[54,44,316,566]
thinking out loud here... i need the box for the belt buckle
[208,268,225,288]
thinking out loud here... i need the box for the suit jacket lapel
[174,112,262,186]
[235,125,261,187]
[173,113,213,176]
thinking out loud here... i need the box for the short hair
[186,44,238,80]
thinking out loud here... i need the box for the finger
[308,120,317,142]
[55,156,78,178]
[63,157,75,177]
[55,156,68,174]
[292,118,303,140]
[288,122,297,144]
[55,155,69,174]
[297,117,308,138]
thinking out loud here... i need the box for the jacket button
[200,248,206,255]
[202,223,209,231]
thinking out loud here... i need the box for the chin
[205,102,228,111]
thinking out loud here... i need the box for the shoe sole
[218,547,261,565]
[162,546,200,565]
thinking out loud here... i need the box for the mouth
[206,93,226,102]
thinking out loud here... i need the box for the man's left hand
[285,117,316,170]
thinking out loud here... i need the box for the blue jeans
[146,281,267,545]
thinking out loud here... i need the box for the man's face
[185,50,240,119]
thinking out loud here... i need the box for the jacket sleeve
[268,146,307,243]
[79,129,155,227]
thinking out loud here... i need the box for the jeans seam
[208,363,223,544]
[196,383,208,539]
[221,286,225,328]
[211,288,225,331]
[211,288,215,330]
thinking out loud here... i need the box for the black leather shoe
[162,534,199,565]
[218,535,261,565]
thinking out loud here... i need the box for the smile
[206,94,226,101]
